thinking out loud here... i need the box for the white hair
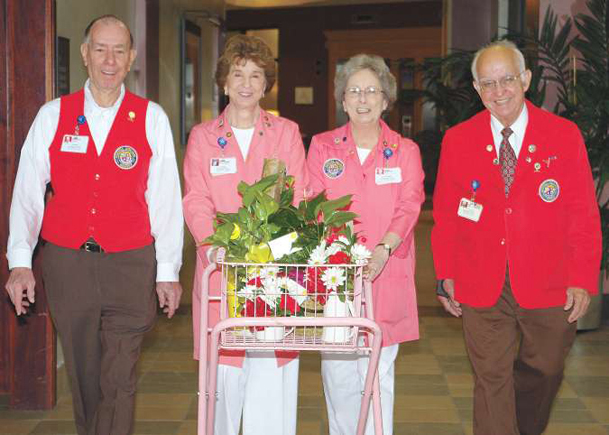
[471,40,526,82]
[334,54,397,110]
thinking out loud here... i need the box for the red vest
[41,89,154,252]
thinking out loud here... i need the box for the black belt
[80,240,104,253]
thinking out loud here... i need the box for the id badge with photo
[60,135,89,154]
[457,198,483,222]
[375,167,402,185]
[210,157,237,175]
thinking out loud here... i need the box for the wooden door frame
[325,27,443,132]
[0,0,56,410]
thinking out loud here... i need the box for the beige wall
[159,0,224,153]
[56,0,136,93]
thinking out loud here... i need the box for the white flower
[321,267,347,292]
[337,235,350,245]
[258,277,279,307]
[237,284,258,299]
[259,266,279,279]
[308,241,328,265]
[280,276,308,305]
[261,276,279,294]
[350,243,372,265]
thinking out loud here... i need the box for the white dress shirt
[490,103,529,158]
[356,147,372,164]
[7,80,183,282]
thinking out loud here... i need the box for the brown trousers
[42,242,157,435]
[461,273,576,435]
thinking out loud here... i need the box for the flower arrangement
[204,174,371,317]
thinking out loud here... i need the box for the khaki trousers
[42,242,157,435]
[461,273,576,435]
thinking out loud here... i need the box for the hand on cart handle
[364,245,390,282]
[206,246,226,264]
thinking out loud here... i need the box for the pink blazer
[183,106,309,366]
[307,120,425,346]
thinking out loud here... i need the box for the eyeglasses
[477,71,525,92]
[345,86,384,99]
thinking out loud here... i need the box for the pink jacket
[307,120,424,346]
[183,107,309,366]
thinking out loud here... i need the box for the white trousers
[213,351,299,435]
[321,344,399,435]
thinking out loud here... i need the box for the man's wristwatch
[436,279,450,298]
[375,243,391,256]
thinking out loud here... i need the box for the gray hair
[334,54,397,110]
[83,15,133,47]
[471,40,526,82]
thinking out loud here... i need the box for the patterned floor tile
[394,422,465,434]
[565,376,609,398]
[29,420,78,434]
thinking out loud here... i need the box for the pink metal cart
[197,254,384,435]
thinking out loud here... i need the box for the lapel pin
[534,162,541,172]
[528,144,537,153]
[128,111,136,122]
[486,144,493,152]
[544,156,557,168]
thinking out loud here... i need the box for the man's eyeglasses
[345,86,384,99]
[477,71,525,92]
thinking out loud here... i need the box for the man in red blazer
[432,40,601,435]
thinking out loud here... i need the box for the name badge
[210,157,237,175]
[61,135,89,153]
[457,198,483,222]
[375,167,402,185]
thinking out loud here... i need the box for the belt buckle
[83,241,101,253]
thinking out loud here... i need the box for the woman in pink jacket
[307,54,425,434]
[182,35,308,435]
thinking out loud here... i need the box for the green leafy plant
[203,174,358,263]
[514,0,608,272]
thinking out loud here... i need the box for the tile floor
[1,212,609,434]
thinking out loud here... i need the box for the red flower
[241,297,273,331]
[247,277,263,287]
[306,267,329,304]
[241,297,272,318]
[279,294,301,315]
[326,233,338,244]
[328,251,350,264]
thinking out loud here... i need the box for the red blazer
[431,101,601,308]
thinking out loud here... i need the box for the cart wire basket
[197,252,384,434]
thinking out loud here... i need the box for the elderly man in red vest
[5,15,183,435]
[432,40,601,435]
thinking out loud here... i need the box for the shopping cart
[197,251,384,434]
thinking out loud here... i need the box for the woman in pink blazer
[182,35,308,435]
[307,54,424,434]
